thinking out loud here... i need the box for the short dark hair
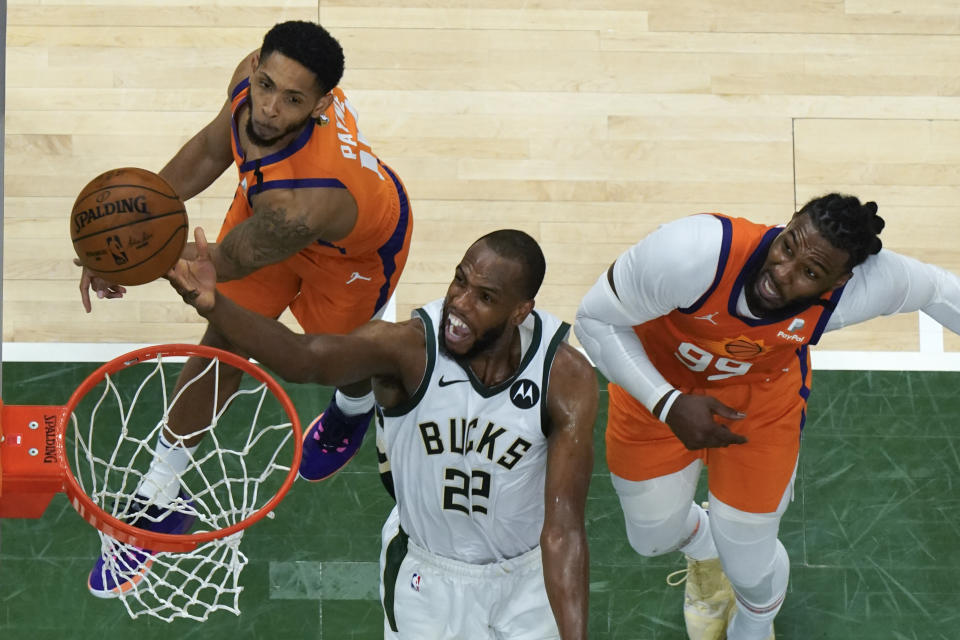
[260,21,345,93]
[797,193,885,269]
[476,229,546,299]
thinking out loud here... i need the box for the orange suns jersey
[228,79,409,263]
[633,214,846,399]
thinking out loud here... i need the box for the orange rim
[59,343,302,552]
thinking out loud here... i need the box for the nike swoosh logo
[438,376,469,387]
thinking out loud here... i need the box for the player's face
[246,52,331,147]
[746,212,852,315]
[440,242,533,361]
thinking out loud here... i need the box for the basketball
[70,167,188,286]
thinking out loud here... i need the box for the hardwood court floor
[5,1,960,349]
[1,363,957,639]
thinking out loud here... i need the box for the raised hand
[166,227,217,314]
[75,259,127,313]
[661,392,748,450]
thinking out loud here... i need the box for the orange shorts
[606,381,804,513]
[215,185,412,336]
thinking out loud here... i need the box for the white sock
[727,598,779,640]
[726,542,789,640]
[679,503,718,560]
[334,389,375,416]
[137,433,199,508]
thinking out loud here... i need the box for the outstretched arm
[828,249,960,334]
[540,344,598,639]
[167,228,423,389]
[77,52,247,311]
[158,52,252,200]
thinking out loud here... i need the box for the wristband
[657,389,682,423]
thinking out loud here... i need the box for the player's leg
[291,255,406,482]
[87,260,298,597]
[298,371,377,483]
[380,507,492,639]
[606,383,714,559]
[87,322,250,597]
[491,547,560,640]
[705,391,802,640]
[295,329,378,482]
[611,464,712,558]
[606,383,731,639]
[612,465,734,640]
[708,465,795,640]
[294,170,412,480]
[133,258,298,507]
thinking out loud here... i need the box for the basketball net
[0,345,301,622]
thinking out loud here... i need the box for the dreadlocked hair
[797,193,885,269]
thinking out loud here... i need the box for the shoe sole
[86,493,195,599]
[87,554,155,599]
[297,413,363,483]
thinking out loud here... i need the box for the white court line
[918,310,944,353]
[2,297,400,364]
[5,313,957,370]
[5,342,960,371]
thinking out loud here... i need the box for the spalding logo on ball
[71,167,188,285]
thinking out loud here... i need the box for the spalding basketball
[71,167,188,286]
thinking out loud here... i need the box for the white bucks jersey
[378,299,570,564]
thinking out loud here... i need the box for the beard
[245,108,311,147]
[743,266,826,320]
[438,304,509,364]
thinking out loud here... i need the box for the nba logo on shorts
[410,572,422,592]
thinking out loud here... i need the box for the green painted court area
[1,363,958,639]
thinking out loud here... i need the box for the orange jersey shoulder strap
[634,214,846,391]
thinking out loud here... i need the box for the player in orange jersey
[77,21,413,597]
[575,194,960,640]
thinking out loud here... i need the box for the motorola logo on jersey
[509,379,540,409]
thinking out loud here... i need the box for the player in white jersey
[167,227,599,639]
[575,193,960,640]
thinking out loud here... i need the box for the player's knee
[611,470,700,557]
[709,499,786,590]
[621,512,690,557]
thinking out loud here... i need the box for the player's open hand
[166,227,217,314]
[661,392,748,450]
[75,259,126,313]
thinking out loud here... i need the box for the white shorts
[379,507,560,640]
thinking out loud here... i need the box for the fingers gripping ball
[71,167,188,285]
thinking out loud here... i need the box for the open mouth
[755,271,782,307]
[443,312,472,349]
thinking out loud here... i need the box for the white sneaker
[667,556,735,640]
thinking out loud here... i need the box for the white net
[66,350,298,622]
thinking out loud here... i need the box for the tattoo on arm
[218,204,316,279]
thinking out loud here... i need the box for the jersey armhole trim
[808,284,847,345]
[678,215,733,315]
[230,77,250,100]
[540,321,571,438]
[381,310,435,418]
